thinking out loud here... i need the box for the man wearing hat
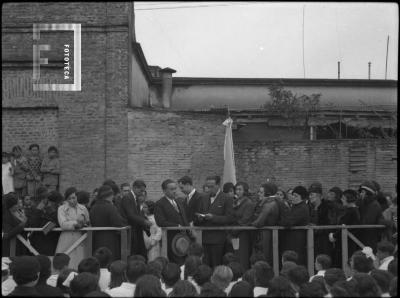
[308,182,331,257]
[357,181,390,252]
[8,256,40,297]
[279,186,311,266]
[154,179,190,265]
[90,185,124,261]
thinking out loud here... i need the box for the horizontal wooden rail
[22,226,131,232]
[160,224,385,231]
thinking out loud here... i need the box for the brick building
[2,3,397,200]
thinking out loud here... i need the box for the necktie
[171,199,180,213]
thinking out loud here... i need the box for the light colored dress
[56,203,90,270]
[2,162,14,195]
[143,214,162,261]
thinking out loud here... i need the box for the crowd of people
[1,146,398,297]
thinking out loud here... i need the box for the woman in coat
[278,186,311,266]
[2,193,28,256]
[56,187,90,270]
[11,146,29,199]
[231,182,255,270]
[89,185,124,261]
[142,200,162,261]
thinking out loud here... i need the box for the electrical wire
[135,2,269,11]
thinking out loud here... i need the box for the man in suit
[118,180,152,259]
[195,175,234,268]
[178,176,204,225]
[154,179,190,265]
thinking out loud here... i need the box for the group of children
[2,239,397,297]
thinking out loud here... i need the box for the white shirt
[225,281,238,295]
[254,286,268,297]
[309,270,326,282]
[180,264,185,280]
[98,268,111,291]
[210,190,221,205]
[106,282,136,297]
[379,256,395,271]
[187,189,196,203]
[2,162,14,195]
[46,274,59,287]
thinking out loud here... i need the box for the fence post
[341,228,349,273]
[10,237,16,257]
[121,228,128,262]
[86,230,93,258]
[161,229,168,258]
[272,228,279,276]
[307,228,314,277]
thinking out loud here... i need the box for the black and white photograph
[1,2,398,297]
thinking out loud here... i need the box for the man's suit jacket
[154,196,189,227]
[184,190,204,224]
[119,192,148,256]
[196,191,234,245]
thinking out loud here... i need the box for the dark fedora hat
[171,233,191,257]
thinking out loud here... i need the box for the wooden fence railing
[160,225,385,276]
[9,226,131,262]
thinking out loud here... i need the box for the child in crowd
[94,247,113,291]
[310,254,332,281]
[161,262,181,296]
[41,146,60,192]
[26,144,42,197]
[47,253,70,287]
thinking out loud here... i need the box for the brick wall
[127,109,397,199]
[2,3,132,194]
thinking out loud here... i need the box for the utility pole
[385,35,389,80]
[337,61,340,79]
[368,62,371,80]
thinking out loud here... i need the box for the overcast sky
[135,2,398,80]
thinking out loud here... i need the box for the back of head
[282,250,298,264]
[170,280,197,297]
[253,261,274,288]
[229,280,252,297]
[102,179,120,195]
[57,268,76,294]
[36,254,52,282]
[261,182,278,197]
[292,186,308,201]
[316,254,332,270]
[324,268,346,287]
[53,253,70,271]
[146,260,163,278]
[94,247,113,268]
[377,240,395,256]
[78,257,100,277]
[280,261,297,279]
[126,260,146,284]
[242,269,256,289]
[193,264,213,287]
[227,262,244,282]
[10,255,40,286]
[342,189,358,204]
[70,272,99,297]
[352,272,381,297]
[154,256,169,271]
[199,282,227,297]
[267,276,295,297]
[109,260,127,289]
[222,252,239,265]
[298,280,326,297]
[351,251,373,273]
[329,285,350,298]
[288,265,309,288]
[128,254,146,264]
[76,191,90,205]
[85,290,111,297]
[310,276,328,295]
[370,269,393,293]
[223,182,234,194]
[162,262,181,288]
[332,279,359,297]
[134,274,165,297]
[211,265,233,291]
[250,252,266,267]
[184,256,202,279]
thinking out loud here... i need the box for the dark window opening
[315,122,397,139]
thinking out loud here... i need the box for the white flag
[222,117,236,185]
